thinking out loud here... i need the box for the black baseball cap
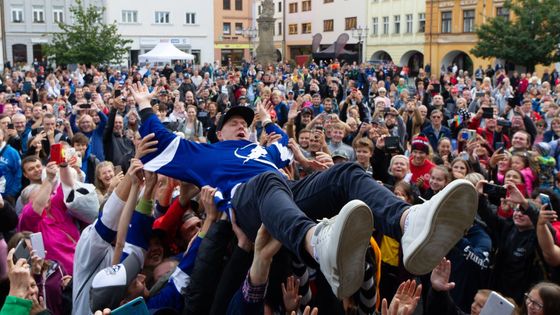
[216,106,254,131]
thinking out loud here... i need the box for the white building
[105,0,214,65]
[366,0,426,75]
[284,0,367,61]
[2,0,103,67]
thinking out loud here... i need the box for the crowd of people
[0,57,558,315]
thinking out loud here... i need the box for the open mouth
[237,132,245,138]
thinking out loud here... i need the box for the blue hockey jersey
[139,111,293,211]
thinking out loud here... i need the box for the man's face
[218,116,249,141]
[185,92,195,104]
[331,128,344,143]
[312,96,321,106]
[23,160,43,182]
[79,115,94,133]
[511,132,529,150]
[114,116,124,133]
[433,95,444,106]
[13,115,26,133]
[43,117,56,132]
[74,142,88,157]
[324,101,333,112]
[430,112,442,126]
[356,147,372,166]
[32,106,43,120]
[298,131,310,149]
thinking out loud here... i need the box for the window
[345,17,357,30]
[185,13,196,24]
[223,0,231,10]
[302,23,311,34]
[394,15,400,34]
[11,7,23,23]
[324,0,334,2]
[289,23,297,35]
[258,6,262,15]
[278,22,282,35]
[223,22,231,35]
[372,17,378,35]
[441,11,452,33]
[33,6,45,23]
[278,2,282,12]
[235,22,243,34]
[121,10,137,23]
[406,14,413,33]
[323,19,333,32]
[289,2,297,13]
[382,16,389,34]
[497,7,509,21]
[155,11,170,24]
[235,0,242,11]
[418,13,425,32]
[463,10,475,32]
[53,7,64,23]
[302,0,311,11]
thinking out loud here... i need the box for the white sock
[403,210,411,233]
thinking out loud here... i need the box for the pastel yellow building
[424,0,509,75]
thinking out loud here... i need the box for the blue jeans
[231,162,409,262]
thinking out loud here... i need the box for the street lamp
[351,26,369,64]
[243,27,258,59]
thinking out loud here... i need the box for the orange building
[214,0,254,66]
[424,0,509,75]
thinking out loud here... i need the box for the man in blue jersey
[130,83,478,298]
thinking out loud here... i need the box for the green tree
[44,0,131,66]
[471,0,560,72]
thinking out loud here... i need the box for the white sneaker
[312,200,373,298]
[402,179,477,275]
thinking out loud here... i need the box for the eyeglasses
[525,293,543,310]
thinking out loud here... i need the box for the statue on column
[256,0,276,65]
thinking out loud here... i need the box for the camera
[384,136,403,153]
[497,120,511,127]
[84,92,92,101]
[483,183,507,199]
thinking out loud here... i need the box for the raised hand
[199,186,219,222]
[383,279,422,315]
[430,258,455,292]
[7,248,32,299]
[282,275,302,313]
[130,82,160,111]
[135,133,158,159]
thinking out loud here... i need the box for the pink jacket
[18,185,80,275]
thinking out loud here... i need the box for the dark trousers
[232,162,409,262]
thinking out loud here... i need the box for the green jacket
[0,296,31,315]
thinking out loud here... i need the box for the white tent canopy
[138,42,195,63]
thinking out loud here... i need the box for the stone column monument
[256,0,276,65]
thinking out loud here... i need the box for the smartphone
[13,239,30,264]
[480,291,515,315]
[476,92,485,98]
[483,183,507,199]
[482,107,494,119]
[79,104,91,109]
[384,136,401,152]
[111,297,149,315]
[114,89,122,97]
[497,120,512,127]
[494,142,504,151]
[540,193,553,210]
[65,147,81,168]
[298,89,305,94]
[50,143,65,165]
[384,107,390,113]
[114,165,123,174]
[30,232,45,259]
[7,123,14,129]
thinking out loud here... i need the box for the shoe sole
[404,179,477,275]
[331,200,374,298]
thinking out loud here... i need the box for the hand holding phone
[483,183,507,199]
[30,232,45,259]
[13,240,30,264]
[50,143,65,165]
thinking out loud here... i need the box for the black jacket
[103,108,135,172]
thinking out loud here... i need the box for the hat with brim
[90,251,143,312]
[216,106,254,131]
[331,150,350,160]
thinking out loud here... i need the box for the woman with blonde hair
[94,161,123,203]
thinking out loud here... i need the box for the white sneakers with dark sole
[312,200,374,298]
[402,179,478,275]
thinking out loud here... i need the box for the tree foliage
[44,0,131,66]
[471,0,560,72]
